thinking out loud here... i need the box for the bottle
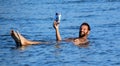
[55,13,61,23]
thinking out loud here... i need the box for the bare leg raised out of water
[10,30,41,46]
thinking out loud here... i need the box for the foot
[10,30,22,46]
[11,30,41,46]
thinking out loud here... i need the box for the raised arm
[53,21,62,41]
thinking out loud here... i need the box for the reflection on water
[0,0,120,66]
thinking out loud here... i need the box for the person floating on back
[10,21,90,47]
[10,13,91,47]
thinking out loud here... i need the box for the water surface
[0,0,120,66]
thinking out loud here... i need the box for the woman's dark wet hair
[79,22,91,37]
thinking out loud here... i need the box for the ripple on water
[0,1,120,66]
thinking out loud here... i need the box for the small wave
[100,22,120,28]
[38,0,120,5]
[0,35,10,36]
[62,0,120,4]
[63,26,79,29]
[75,15,99,18]
[62,1,84,4]
[0,17,53,21]
[22,2,37,5]
[0,17,15,21]
[100,7,120,12]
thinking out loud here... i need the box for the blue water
[0,0,120,66]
